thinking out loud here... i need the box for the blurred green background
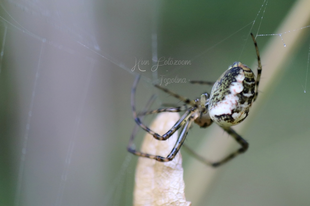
[0,0,310,206]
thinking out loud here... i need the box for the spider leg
[181,127,248,167]
[154,84,197,106]
[250,33,262,102]
[127,94,157,153]
[128,116,194,162]
[189,80,215,86]
[161,103,183,107]
[211,127,249,167]
[182,143,213,166]
[135,108,194,140]
[165,118,194,161]
[132,75,197,140]
[138,105,188,116]
[183,127,248,167]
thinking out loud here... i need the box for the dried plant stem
[134,112,191,206]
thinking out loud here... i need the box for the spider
[127,33,262,167]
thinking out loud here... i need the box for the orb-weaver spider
[127,33,262,167]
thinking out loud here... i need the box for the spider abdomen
[208,62,256,127]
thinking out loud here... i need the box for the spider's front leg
[128,112,195,162]
[131,75,195,141]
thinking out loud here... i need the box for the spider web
[0,0,310,206]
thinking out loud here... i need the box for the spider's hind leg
[211,127,248,167]
[182,127,248,167]
[250,33,262,102]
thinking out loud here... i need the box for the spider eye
[208,62,256,127]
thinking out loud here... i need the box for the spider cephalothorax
[193,93,213,128]
[128,33,262,167]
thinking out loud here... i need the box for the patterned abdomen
[208,62,256,127]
